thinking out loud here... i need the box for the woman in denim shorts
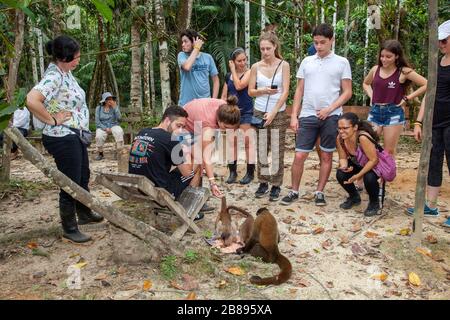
[363,40,427,156]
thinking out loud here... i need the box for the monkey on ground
[214,197,238,247]
[236,207,292,285]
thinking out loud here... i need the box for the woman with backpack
[336,112,395,217]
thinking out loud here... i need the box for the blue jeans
[367,104,405,127]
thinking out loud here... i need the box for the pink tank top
[184,98,224,133]
[371,67,405,105]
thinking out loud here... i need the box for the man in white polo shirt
[281,23,352,206]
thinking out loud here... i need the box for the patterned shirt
[33,63,89,137]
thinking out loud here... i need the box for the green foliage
[184,249,199,264]
[0,88,27,132]
[90,0,114,22]
[160,255,179,280]
[0,178,56,201]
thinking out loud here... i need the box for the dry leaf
[142,280,152,291]
[371,273,388,282]
[408,272,421,286]
[27,242,38,249]
[326,281,334,288]
[94,273,108,281]
[169,281,184,290]
[425,235,438,244]
[286,208,295,213]
[289,288,298,294]
[432,254,444,262]
[416,247,432,258]
[321,239,333,250]
[299,215,307,221]
[287,240,297,247]
[298,252,311,259]
[226,266,245,276]
[73,262,87,269]
[216,280,228,289]
[399,228,411,236]
[181,274,199,291]
[312,227,325,235]
[297,278,311,287]
[282,216,295,224]
[364,231,379,238]
[186,292,196,300]
[339,235,350,245]
[314,211,324,216]
[351,223,362,233]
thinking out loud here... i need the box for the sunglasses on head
[439,38,448,45]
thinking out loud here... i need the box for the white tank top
[254,65,286,113]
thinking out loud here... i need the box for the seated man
[0,107,30,160]
[128,105,206,220]
[95,92,124,160]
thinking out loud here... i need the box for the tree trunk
[130,0,143,112]
[106,55,120,104]
[261,0,266,31]
[294,0,303,68]
[3,127,183,255]
[29,21,39,84]
[321,0,325,23]
[411,0,438,248]
[35,28,45,78]
[363,5,370,107]
[154,0,171,110]
[176,0,193,31]
[313,0,319,27]
[144,0,156,116]
[88,15,108,110]
[332,0,337,52]
[1,9,25,183]
[245,0,250,69]
[394,0,401,40]
[343,0,350,58]
[234,7,238,47]
[48,0,63,36]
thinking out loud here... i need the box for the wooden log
[0,135,12,182]
[3,127,183,255]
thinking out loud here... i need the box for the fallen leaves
[312,227,325,235]
[73,261,87,269]
[325,281,334,288]
[364,231,379,238]
[282,216,295,224]
[415,247,432,258]
[371,273,388,282]
[94,273,108,281]
[350,223,362,233]
[296,278,311,287]
[216,280,228,289]
[425,235,437,244]
[225,266,245,276]
[27,242,38,249]
[321,239,333,250]
[408,272,421,286]
[142,280,152,291]
[186,292,196,300]
[399,228,411,236]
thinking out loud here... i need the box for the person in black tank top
[408,20,450,226]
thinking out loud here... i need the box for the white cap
[438,20,450,41]
[100,92,117,104]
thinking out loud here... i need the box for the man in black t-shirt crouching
[129,105,201,202]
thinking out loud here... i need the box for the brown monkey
[227,206,254,245]
[237,207,292,285]
[215,197,236,247]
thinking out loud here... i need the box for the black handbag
[62,125,93,147]
[251,60,283,129]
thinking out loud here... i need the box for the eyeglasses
[337,126,351,131]
[440,38,448,45]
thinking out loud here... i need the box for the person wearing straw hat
[95,92,124,160]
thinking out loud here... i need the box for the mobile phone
[271,84,278,89]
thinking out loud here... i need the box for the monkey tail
[249,253,292,286]
[227,205,252,218]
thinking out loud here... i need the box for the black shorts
[295,115,339,153]
[165,168,194,199]
[428,126,450,187]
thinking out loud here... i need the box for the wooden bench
[95,171,209,241]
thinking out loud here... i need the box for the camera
[270,84,278,89]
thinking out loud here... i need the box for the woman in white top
[248,30,290,201]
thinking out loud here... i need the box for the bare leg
[291,152,309,192]
[382,124,403,156]
[317,151,333,192]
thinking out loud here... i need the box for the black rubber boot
[60,209,91,243]
[226,161,238,184]
[239,164,255,185]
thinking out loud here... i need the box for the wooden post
[411,0,438,248]
[3,127,183,255]
[0,136,12,182]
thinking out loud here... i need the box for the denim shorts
[295,115,339,153]
[367,104,405,127]
[240,113,253,125]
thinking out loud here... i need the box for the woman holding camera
[26,35,103,244]
[248,30,290,201]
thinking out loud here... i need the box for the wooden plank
[95,175,148,202]
[172,187,209,240]
[98,171,145,185]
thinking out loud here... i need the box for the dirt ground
[0,134,449,300]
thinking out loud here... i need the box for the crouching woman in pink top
[183,96,241,197]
